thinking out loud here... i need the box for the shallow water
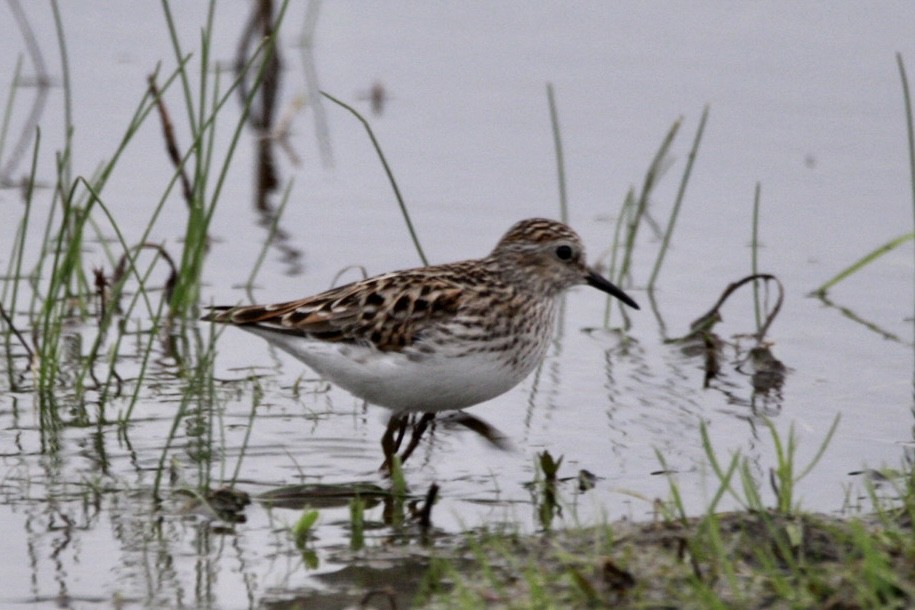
[1,2,914,608]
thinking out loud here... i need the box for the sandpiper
[203,218,639,467]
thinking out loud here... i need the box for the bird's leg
[380,413,406,473]
[391,415,410,454]
[399,412,435,465]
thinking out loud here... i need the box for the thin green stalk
[161,0,199,134]
[737,458,765,512]
[648,106,708,289]
[3,127,40,320]
[120,290,171,423]
[55,148,90,306]
[230,377,260,485]
[322,90,428,266]
[165,0,213,312]
[194,4,217,198]
[897,53,915,400]
[0,55,24,163]
[792,414,841,481]
[36,173,89,417]
[699,421,748,510]
[898,53,915,252]
[26,143,65,317]
[618,118,682,285]
[50,0,72,185]
[751,182,762,331]
[153,378,195,496]
[705,449,742,515]
[202,358,216,491]
[349,495,365,551]
[809,232,914,297]
[767,419,794,513]
[654,449,688,523]
[546,83,568,224]
[763,414,840,515]
[604,189,634,327]
[389,455,407,527]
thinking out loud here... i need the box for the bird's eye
[555,245,574,261]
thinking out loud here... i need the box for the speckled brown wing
[203,271,465,352]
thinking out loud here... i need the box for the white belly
[243,327,542,413]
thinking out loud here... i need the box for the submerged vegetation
[0,2,913,609]
[419,427,915,609]
[422,497,915,609]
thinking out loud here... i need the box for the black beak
[585,269,640,310]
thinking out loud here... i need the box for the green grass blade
[898,53,915,235]
[0,55,24,164]
[751,182,762,331]
[648,106,708,289]
[321,90,428,266]
[809,232,914,297]
[50,0,73,176]
[546,83,568,224]
[897,53,915,395]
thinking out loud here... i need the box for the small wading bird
[203,218,639,471]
